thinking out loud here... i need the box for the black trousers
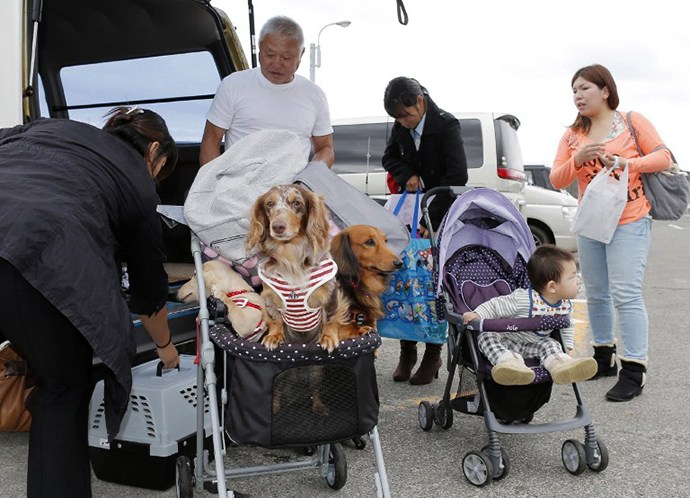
[0,258,93,498]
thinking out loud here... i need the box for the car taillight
[497,167,526,182]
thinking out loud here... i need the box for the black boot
[393,341,418,382]
[410,343,442,385]
[591,345,618,379]
[605,360,646,402]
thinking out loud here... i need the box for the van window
[43,52,220,142]
[495,119,524,173]
[331,122,391,174]
[457,118,483,169]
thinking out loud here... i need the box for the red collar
[226,290,249,299]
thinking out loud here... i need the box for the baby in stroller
[463,245,596,385]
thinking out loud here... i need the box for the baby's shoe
[491,352,535,386]
[545,354,598,385]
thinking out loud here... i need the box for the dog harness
[258,258,338,332]
[225,290,265,341]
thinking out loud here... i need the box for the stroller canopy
[435,188,535,296]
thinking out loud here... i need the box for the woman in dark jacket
[382,77,468,385]
[0,107,179,498]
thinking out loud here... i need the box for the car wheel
[529,223,552,246]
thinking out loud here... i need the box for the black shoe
[591,345,618,380]
[605,360,645,402]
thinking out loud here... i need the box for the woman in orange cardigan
[551,64,672,402]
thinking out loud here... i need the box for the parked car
[331,113,527,214]
[2,0,250,365]
[522,184,578,251]
[525,164,578,198]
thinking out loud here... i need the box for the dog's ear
[331,231,359,281]
[245,192,268,253]
[303,187,331,255]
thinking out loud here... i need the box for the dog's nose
[272,221,286,234]
[393,259,403,269]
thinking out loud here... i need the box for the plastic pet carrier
[88,355,211,490]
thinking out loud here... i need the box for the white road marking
[668,224,683,230]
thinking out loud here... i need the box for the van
[1,0,249,362]
[331,113,527,213]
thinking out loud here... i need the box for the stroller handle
[421,186,473,245]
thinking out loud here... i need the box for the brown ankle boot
[410,343,442,385]
[393,341,418,382]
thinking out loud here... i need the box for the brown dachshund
[245,185,349,352]
[331,225,403,340]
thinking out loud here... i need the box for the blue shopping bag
[377,190,447,344]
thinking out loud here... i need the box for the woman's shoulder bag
[627,111,689,221]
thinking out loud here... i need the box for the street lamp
[309,20,351,82]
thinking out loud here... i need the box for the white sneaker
[546,355,598,385]
[491,354,535,386]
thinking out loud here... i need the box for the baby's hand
[462,312,480,324]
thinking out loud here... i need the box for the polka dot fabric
[210,324,382,362]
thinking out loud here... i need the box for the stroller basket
[210,325,380,448]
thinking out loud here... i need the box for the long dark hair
[383,76,428,119]
[103,107,178,180]
[570,64,619,135]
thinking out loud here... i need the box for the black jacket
[0,118,168,438]
[382,97,468,230]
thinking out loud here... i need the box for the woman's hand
[405,175,422,192]
[157,342,180,369]
[140,307,180,369]
[462,312,481,324]
[600,154,627,170]
[574,143,606,168]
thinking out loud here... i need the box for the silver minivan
[331,112,526,213]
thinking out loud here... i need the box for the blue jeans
[577,216,652,361]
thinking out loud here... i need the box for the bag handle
[411,189,422,239]
[393,189,408,217]
[626,111,677,163]
[393,188,423,238]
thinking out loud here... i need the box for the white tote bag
[571,165,629,244]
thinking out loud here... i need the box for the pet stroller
[416,187,608,487]
[169,229,391,498]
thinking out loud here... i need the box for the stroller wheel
[352,436,367,450]
[562,439,587,475]
[481,445,510,481]
[175,455,194,498]
[418,401,434,432]
[462,450,494,487]
[326,443,347,490]
[435,402,454,430]
[587,437,609,473]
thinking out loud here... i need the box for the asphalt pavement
[1,215,689,498]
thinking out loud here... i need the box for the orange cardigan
[551,111,672,225]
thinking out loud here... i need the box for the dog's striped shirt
[258,258,338,332]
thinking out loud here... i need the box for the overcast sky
[215,0,689,169]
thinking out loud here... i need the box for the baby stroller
[168,227,391,497]
[416,187,608,487]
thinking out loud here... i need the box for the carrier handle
[156,361,181,377]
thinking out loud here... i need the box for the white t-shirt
[206,67,333,161]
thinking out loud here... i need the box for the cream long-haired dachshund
[177,260,266,341]
[245,184,349,352]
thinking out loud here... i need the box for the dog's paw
[261,333,284,351]
[318,334,339,353]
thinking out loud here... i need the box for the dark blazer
[382,96,468,230]
[0,118,169,438]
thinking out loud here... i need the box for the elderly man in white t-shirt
[200,15,334,167]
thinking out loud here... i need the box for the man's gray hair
[259,16,304,48]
